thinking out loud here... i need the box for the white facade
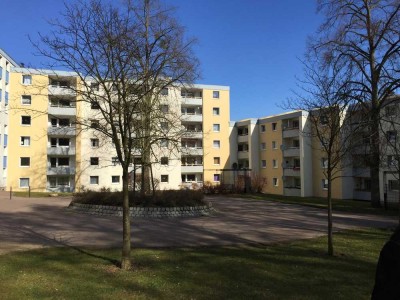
[0,49,19,188]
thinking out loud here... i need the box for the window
[161,88,169,96]
[272,123,277,131]
[273,159,278,168]
[160,139,168,147]
[21,95,31,105]
[90,176,99,185]
[22,75,32,85]
[261,142,266,150]
[90,157,99,166]
[3,134,7,147]
[133,157,142,165]
[213,107,220,115]
[293,140,300,148]
[261,160,267,168]
[320,115,328,125]
[0,88,2,102]
[161,157,169,165]
[322,179,329,190]
[112,157,119,166]
[321,158,328,168]
[292,120,299,128]
[20,157,30,167]
[58,138,69,147]
[91,101,100,109]
[321,138,328,148]
[3,156,7,169]
[58,177,70,186]
[90,83,99,91]
[59,119,70,127]
[213,157,220,165]
[21,116,31,125]
[5,71,9,85]
[213,91,220,98]
[273,178,278,186]
[213,140,220,148]
[385,106,396,117]
[387,131,397,143]
[389,180,399,191]
[272,141,277,149]
[4,91,8,105]
[91,120,99,128]
[19,178,30,188]
[213,174,220,182]
[161,122,169,130]
[213,124,220,132]
[56,157,69,166]
[261,125,266,132]
[161,175,169,183]
[91,139,99,147]
[112,176,120,184]
[49,177,57,188]
[20,136,30,146]
[160,104,169,113]
[388,155,398,167]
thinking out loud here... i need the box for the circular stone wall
[68,202,214,218]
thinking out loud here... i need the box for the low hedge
[72,189,205,207]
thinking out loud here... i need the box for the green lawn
[237,193,399,217]
[0,228,392,299]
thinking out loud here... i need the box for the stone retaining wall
[68,202,214,218]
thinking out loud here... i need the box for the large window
[21,95,31,105]
[22,75,32,85]
[20,178,30,188]
[20,136,30,146]
[90,176,99,185]
[21,116,31,125]
[90,157,99,166]
[20,157,30,167]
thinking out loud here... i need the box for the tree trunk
[370,112,382,207]
[121,167,131,270]
[398,172,400,225]
[150,163,155,197]
[327,171,334,256]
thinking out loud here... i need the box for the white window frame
[213,91,220,99]
[213,140,220,148]
[161,174,169,183]
[213,107,220,116]
[21,95,32,105]
[273,159,278,168]
[20,136,30,146]
[213,124,220,132]
[273,178,278,186]
[19,178,30,188]
[22,75,32,85]
[261,160,267,168]
[90,176,99,185]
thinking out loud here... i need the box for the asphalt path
[0,192,397,254]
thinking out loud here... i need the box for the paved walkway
[0,192,397,254]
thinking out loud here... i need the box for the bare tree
[289,59,357,256]
[33,0,199,270]
[312,0,400,207]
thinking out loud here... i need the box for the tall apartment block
[0,49,19,189]
[7,67,230,192]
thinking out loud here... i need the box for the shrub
[72,189,205,207]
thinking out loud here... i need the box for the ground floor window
[19,178,29,188]
[389,180,399,191]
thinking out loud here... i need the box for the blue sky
[2,0,322,121]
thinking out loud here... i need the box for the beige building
[6,66,230,192]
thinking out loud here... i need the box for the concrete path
[0,192,397,254]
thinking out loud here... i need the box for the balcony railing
[47,147,76,156]
[47,166,76,175]
[48,127,76,136]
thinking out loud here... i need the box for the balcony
[47,166,76,175]
[237,135,248,143]
[283,147,300,157]
[182,131,203,139]
[48,127,76,136]
[283,128,299,138]
[48,85,76,96]
[181,165,203,173]
[284,187,301,197]
[283,167,300,177]
[47,147,76,156]
[181,147,203,156]
[182,114,202,122]
[181,97,202,106]
[238,151,249,159]
[48,106,76,116]
[352,168,370,177]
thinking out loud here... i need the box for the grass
[236,193,400,217]
[0,228,392,299]
[12,191,73,198]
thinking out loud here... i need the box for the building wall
[258,118,284,195]
[8,71,48,191]
[202,87,230,184]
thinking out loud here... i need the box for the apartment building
[0,49,19,188]
[6,66,230,192]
